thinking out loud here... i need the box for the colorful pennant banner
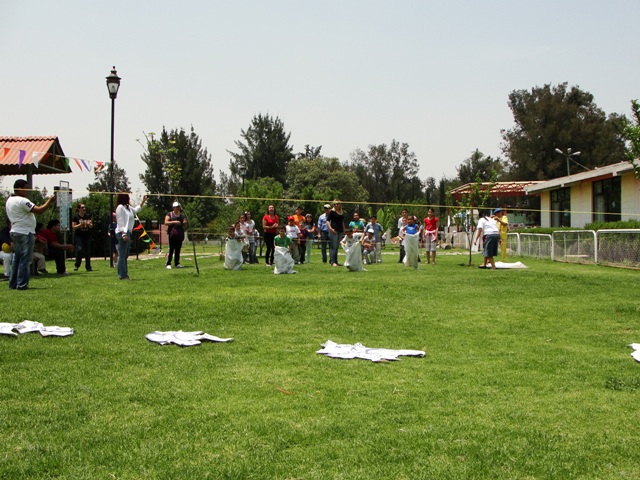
[0,146,111,173]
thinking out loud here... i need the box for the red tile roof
[0,136,70,175]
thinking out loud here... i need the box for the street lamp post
[238,163,247,195]
[555,148,581,177]
[106,66,121,267]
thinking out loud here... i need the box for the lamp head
[106,66,121,99]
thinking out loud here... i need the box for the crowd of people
[3,177,511,287]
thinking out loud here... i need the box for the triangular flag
[32,152,40,168]
[62,157,69,169]
[94,161,104,173]
[74,158,83,170]
[81,159,90,171]
[133,223,143,231]
[0,147,9,160]
[18,150,26,168]
[142,237,151,243]
[149,241,157,250]
[138,231,148,239]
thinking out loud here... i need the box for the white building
[524,162,640,228]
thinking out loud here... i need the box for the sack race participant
[401,215,420,269]
[341,229,364,272]
[273,226,296,274]
[224,226,244,270]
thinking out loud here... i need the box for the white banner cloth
[0,320,74,337]
[146,330,234,347]
[629,343,640,362]
[317,340,425,362]
[343,238,364,272]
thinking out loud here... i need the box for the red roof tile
[0,136,70,175]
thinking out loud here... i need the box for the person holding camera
[72,203,93,271]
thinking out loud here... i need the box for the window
[550,188,571,227]
[593,176,621,222]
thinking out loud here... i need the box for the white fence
[505,229,640,268]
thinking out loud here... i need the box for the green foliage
[348,140,423,204]
[228,113,293,188]
[285,157,368,219]
[139,127,218,227]
[584,219,640,231]
[456,148,506,184]
[86,162,131,194]
[3,256,640,478]
[623,99,640,179]
[502,82,627,180]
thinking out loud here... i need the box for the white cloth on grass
[0,320,74,337]
[342,237,364,272]
[146,330,234,347]
[494,261,528,269]
[629,343,640,362]
[403,232,420,269]
[274,246,296,274]
[317,340,425,362]
[224,238,244,270]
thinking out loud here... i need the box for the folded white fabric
[146,330,234,347]
[0,320,74,337]
[317,340,425,362]
[494,261,528,269]
[629,343,640,362]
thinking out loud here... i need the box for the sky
[1,0,638,199]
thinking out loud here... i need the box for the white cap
[172,201,181,208]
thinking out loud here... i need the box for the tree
[86,162,131,194]
[139,127,219,226]
[284,157,368,219]
[349,140,423,204]
[456,149,506,184]
[624,99,640,179]
[501,83,626,180]
[228,114,294,188]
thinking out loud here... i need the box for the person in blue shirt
[400,215,421,269]
[317,204,331,263]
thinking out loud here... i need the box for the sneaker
[86,267,93,272]
[60,272,70,276]
[38,269,48,274]
[166,265,172,270]
[73,267,79,271]
[175,265,184,269]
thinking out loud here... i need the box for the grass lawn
[2,247,640,479]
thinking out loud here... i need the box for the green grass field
[2,248,640,479]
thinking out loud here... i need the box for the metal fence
[507,229,640,268]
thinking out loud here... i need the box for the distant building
[524,162,640,228]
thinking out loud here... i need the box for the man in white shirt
[5,179,56,290]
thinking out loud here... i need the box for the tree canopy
[139,127,218,223]
[86,162,131,194]
[501,83,626,180]
[348,140,423,205]
[228,114,294,188]
[456,149,506,184]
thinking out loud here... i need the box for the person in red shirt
[261,205,279,266]
[422,208,439,265]
[40,219,74,275]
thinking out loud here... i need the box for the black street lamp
[555,147,581,177]
[238,163,247,195]
[106,66,121,267]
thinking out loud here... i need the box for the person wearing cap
[473,209,499,269]
[72,203,93,271]
[285,216,301,264]
[164,201,187,269]
[317,204,331,263]
[365,215,384,263]
[327,200,345,267]
[494,207,509,261]
[5,179,56,290]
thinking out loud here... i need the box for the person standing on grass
[423,208,439,265]
[495,207,509,262]
[262,205,279,266]
[164,201,186,269]
[365,215,384,263]
[473,210,499,269]
[5,179,56,290]
[317,204,331,263]
[115,192,147,280]
[397,209,408,263]
[400,214,420,269]
[285,216,301,264]
[72,203,93,271]
[327,199,345,267]
[244,211,258,264]
[303,213,317,264]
